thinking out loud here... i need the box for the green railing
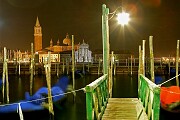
[85,74,160,120]
[85,74,109,120]
[138,74,161,120]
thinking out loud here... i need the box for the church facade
[75,40,92,63]
[34,17,80,63]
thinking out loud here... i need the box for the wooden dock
[102,98,148,120]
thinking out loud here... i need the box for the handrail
[85,74,108,120]
[85,73,161,120]
[86,75,107,92]
[139,74,160,120]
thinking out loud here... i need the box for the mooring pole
[98,58,101,76]
[18,50,21,76]
[130,55,133,76]
[142,40,146,76]
[168,55,171,76]
[30,43,34,96]
[72,35,76,101]
[62,58,65,74]
[44,52,54,115]
[176,40,179,86]
[149,36,155,83]
[2,47,9,103]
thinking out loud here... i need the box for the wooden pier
[102,98,148,120]
[85,74,160,120]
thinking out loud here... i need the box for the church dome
[63,33,71,46]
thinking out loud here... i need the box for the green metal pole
[102,4,109,75]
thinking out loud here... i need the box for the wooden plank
[102,98,148,120]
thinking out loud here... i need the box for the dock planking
[102,98,148,120]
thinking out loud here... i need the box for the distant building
[75,40,92,63]
[34,17,80,63]
[34,17,42,52]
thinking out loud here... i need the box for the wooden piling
[2,47,9,103]
[62,58,65,74]
[142,40,146,76]
[44,52,54,115]
[168,55,171,76]
[98,57,101,76]
[176,40,179,86]
[130,55,133,76]
[72,35,76,101]
[149,36,155,83]
[30,43,34,96]
[18,50,21,76]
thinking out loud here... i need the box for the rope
[158,74,180,95]
[158,73,180,86]
[0,87,85,107]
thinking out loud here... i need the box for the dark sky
[0,0,180,57]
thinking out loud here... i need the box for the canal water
[0,74,179,120]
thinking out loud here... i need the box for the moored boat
[160,86,180,113]
[0,75,69,113]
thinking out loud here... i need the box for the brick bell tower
[34,17,42,52]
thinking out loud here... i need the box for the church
[34,17,80,63]
[34,17,92,63]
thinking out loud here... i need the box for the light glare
[117,12,130,25]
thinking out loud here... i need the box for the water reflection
[0,74,179,120]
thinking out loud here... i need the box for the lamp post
[102,4,130,75]
[102,4,130,97]
[102,4,109,75]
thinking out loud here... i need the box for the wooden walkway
[102,98,148,120]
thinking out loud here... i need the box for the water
[0,74,179,120]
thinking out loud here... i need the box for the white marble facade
[75,40,92,63]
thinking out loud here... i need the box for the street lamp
[117,12,130,25]
[102,4,130,75]
[102,4,130,98]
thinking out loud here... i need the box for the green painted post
[153,87,160,120]
[102,4,109,75]
[86,86,93,120]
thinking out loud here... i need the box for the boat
[154,74,180,113]
[0,75,69,113]
[160,86,180,113]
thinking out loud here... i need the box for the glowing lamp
[117,12,130,25]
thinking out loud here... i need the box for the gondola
[160,86,180,113]
[159,69,180,113]
[0,75,69,113]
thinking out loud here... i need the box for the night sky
[0,0,180,57]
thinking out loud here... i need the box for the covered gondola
[0,75,69,113]
[160,86,180,113]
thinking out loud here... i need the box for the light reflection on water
[0,74,179,120]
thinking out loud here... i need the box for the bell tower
[34,17,42,52]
